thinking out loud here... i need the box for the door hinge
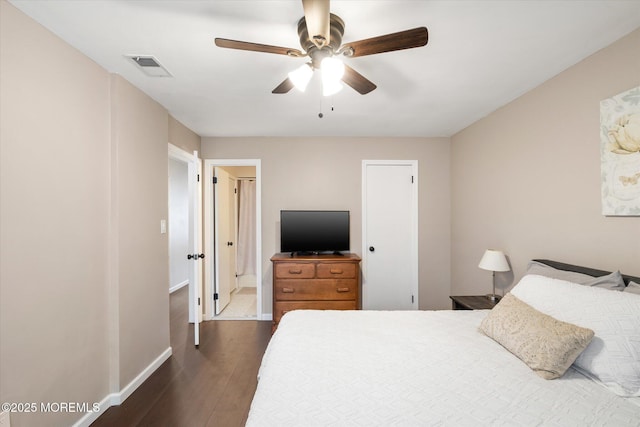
[197,174,200,182]
[213,176,218,184]
[411,295,415,304]
[214,293,219,300]
[411,175,414,183]
[234,187,237,194]
[198,297,201,305]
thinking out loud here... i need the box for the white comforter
[247,309,640,426]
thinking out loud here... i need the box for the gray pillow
[526,261,625,291]
[624,281,640,295]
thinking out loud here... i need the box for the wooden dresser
[271,253,361,330]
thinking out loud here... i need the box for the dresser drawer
[274,262,315,279]
[275,279,357,301]
[316,262,357,278]
[274,300,356,323]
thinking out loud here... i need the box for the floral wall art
[600,85,640,216]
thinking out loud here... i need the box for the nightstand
[450,295,501,310]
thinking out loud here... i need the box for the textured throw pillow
[525,261,625,291]
[624,281,640,295]
[479,293,594,380]
[512,274,640,396]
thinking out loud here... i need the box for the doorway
[362,160,419,310]
[204,159,262,320]
[168,157,189,295]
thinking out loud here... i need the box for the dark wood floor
[91,286,273,426]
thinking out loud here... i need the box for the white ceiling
[9,0,640,138]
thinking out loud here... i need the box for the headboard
[533,259,640,286]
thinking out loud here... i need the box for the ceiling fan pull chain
[318,95,324,118]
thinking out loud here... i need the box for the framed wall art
[600,85,640,216]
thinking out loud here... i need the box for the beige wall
[1,1,111,425]
[201,137,452,311]
[222,166,256,178]
[451,28,640,296]
[111,75,170,388]
[169,115,201,155]
[1,2,172,425]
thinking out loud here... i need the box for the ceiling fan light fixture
[321,56,345,81]
[322,78,343,97]
[321,56,344,96]
[215,3,429,96]
[288,63,313,92]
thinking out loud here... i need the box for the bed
[247,259,640,426]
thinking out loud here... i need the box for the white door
[362,160,418,310]
[189,152,203,347]
[168,144,203,348]
[213,167,234,314]
[229,176,238,293]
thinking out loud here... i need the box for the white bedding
[247,309,640,426]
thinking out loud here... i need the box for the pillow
[511,274,640,396]
[525,261,626,291]
[479,293,594,380]
[581,270,626,291]
[624,281,640,295]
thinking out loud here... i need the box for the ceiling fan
[214,0,428,96]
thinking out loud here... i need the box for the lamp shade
[289,63,313,92]
[478,249,510,272]
[321,57,345,81]
[321,57,344,96]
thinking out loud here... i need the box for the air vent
[125,55,172,77]
[133,56,160,67]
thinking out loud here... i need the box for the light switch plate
[160,219,167,234]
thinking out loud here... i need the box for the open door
[189,151,203,347]
[213,167,236,315]
[169,144,203,348]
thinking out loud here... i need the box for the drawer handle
[288,269,302,274]
[330,268,343,274]
[282,287,295,293]
[337,287,350,293]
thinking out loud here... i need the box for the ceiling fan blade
[272,77,295,94]
[341,27,428,58]
[215,38,304,57]
[302,0,330,48]
[342,64,376,95]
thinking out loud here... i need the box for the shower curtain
[237,179,256,278]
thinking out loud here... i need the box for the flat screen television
[280,210,350,254]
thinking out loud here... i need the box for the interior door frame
[204,159,262,320]
[168,144,202,347]
[361,160,419,309]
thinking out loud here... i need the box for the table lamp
[478,249,510,301]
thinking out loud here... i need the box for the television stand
[271,253,361,331]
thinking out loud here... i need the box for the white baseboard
[73,347,172,427]
[169,280,188,293]
[117,347,172,403]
